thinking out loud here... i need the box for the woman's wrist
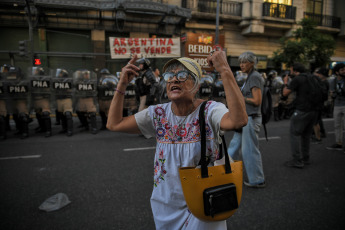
[115,88,125,95]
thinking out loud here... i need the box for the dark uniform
[135,58,158,111]
[0,65,8,139]
[266,70,284,121]
[73,69,98,134]
[3,67,30,139]
[52,69,74,136]
[199,72,214,101]
[29,67,52,137]
[97,68,118,130]
[212,71,226,105]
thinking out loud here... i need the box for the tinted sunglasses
[162,70,195,82]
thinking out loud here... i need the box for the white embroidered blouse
[135,100,228,230]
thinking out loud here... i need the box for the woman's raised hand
[119,55,140,86]
[207,50,229,74]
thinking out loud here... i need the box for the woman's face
[165,67,196,101]
[240,61,254,74]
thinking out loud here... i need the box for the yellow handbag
[179,101,243,222]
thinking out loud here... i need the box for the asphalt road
[1,117,345,230]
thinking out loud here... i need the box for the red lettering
[160,39,166,45]
[120,38,126,46]
[113,38,120,46]
[151,47,155,53]
[161,47,166,53]
[144,47,150,53]
[134,38,139,46]
[114,47,127,54]
[155,47,160,54]
[168,38,174,45]
[141,39,147,46]
[130,47,140,54]
[149,38,154,45]
[167,46,171,54]
[128,38,133,46]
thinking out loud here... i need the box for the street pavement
[1,116,345,230]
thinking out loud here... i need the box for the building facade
[0,0,344,74]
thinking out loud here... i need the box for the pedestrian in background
[326,63,345,151]
[227,51,266,188]
[107,52,247,229]
[282,63,318,168]
[311,67,329,144]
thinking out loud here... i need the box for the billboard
[184,33,225,71]
[109,37,181,59]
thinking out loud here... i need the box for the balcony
[262,2,296,20]
[304,12,341,29]
[195,0,242,16]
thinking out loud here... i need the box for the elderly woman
[227,51,266,188]
[107,51,247,229]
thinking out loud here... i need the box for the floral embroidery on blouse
[152,102,213,144]
[154,148,167,187]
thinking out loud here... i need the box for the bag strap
[199,101,232,178]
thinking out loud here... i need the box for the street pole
[25,0,34,65]
[215,0,220,45]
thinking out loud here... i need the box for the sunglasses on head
[162,70,195,82]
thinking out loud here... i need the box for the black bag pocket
[203,183,238,217]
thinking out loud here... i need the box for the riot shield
[0,72,5,101]
[235,71,248,88]
[73,69,97,98]
[3,67,29,100]
[98,73,118,100]
[28,67,52,99]
[199,74,214,100]
[52,69,74,98]
[159,80,169,103]
[73,69,98,113]
[213,78,226,104]
[271,76,284,94]
[1,66,30,113]
[123,79,137,115]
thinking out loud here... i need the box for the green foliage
[272,18,335,70]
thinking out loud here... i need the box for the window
[264,0,292,5]
[306,0,323,14]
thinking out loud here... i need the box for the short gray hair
[238,51,257,67]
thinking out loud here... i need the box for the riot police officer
[3,66,30,139]
[73,69,98,134]
[52,69,74,136]
[135,58,158,111]
[0,65,8,139]
[199,71,214,101]
[97,68,118,130]
[267,70,284,121]
[29,67,53,137]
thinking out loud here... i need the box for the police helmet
[235,71,247,87]
[56,69,69,78]
[200,74,214,84]
[268,70,277,77]
[32,67,45,76]
[100,68,111,75]
[100,75,118,88]
[0,64,11,73]
[136,58,151,70]
[73,69,90,81]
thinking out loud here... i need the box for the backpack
[305,74,328,110]
[261,85,272,141]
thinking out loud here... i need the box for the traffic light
[18,40,28,57]
[33,55,41,66]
